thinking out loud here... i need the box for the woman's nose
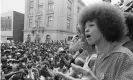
[85,28,89,33]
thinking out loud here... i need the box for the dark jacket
[123,40,133,52]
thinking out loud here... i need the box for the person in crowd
[121,12,133,52]
[53,47,64,68]
[3,60,26,80]
[120,0,133,12]
[54,2,133,80]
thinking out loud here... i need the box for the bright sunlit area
[1,0,121,14]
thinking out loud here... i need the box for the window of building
[29,0,34,8]
[29,7,34,15]
[67,7,71,17]
[29,0,34,15]
[48,0,54,3]
[48,3,54,11]
[38,16,42,27]
[38,0,43,14]
[67,0,72,17]
[47,16,53,27]
[67,19,70,29]
[8,16,12,30]
[68,0,72,8]
[38,0,43,5]
[38,5,43,14]
[1,16,12,31]
[29,17,33,27]
[48,0,54,11]
[103,0,111,3]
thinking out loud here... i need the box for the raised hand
[61,56,70,67]
[19,69,25,73]
[71,63,98,80]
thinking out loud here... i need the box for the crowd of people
[1,1,133,80]
[1,41,75,80]
[1,37,90,80]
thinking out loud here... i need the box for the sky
[1,0,25,14]
[82,0,102,5]
[1,0,120,14]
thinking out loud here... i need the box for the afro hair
[123,12,133,39]
[79,2,126,42]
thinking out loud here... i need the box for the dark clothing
[40,69,52,77]
[123,40,133,52]
[54,55,60,68]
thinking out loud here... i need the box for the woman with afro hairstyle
[79,2,133,80]
[55,2,133,80]
[54,2,133,80]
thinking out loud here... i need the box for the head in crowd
[79,2,126,45]
[57,47,64,55]
[122,0,132,5]
[123,12,133,40]
[71,35,79,43]
[1,57,7,64]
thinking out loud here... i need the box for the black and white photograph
[1,0,133,80]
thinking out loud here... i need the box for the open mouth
[86,34,90,38]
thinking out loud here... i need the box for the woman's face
[85,21,103,45]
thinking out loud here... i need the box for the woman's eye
[89,24,94,27]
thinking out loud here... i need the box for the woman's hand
[71,63,98,80]
[19,69,25,73]
[54,70,76,80]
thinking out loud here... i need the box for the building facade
[24,0,85,43]
[103,0,111,3]
[1,11,24,43]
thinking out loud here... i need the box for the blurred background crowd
[1,36,89,80]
